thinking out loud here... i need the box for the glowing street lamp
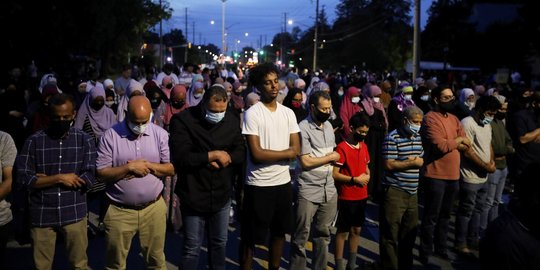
[288,19,293,25]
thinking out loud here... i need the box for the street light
[244,32,249,37]
[221,0,227,55]
[210,20,215,25]
[288,19,293,25]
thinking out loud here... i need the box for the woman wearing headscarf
[145,83,167,128]
[26,83,60,135]
[73,85,117,232]
[388,86,416,132]
[340,86,364,140]
[454,87,475,120]
[163,85,190,131]
[305,76,320,97]
[283,88,308,123]
[116,80,145,122]
[74,85,117,142]
[187,81,205,107]
[158,75,174,101]
[361,84,388,201]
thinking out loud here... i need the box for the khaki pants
[31,218,88,270]
[104,197,167,270]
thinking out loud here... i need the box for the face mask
[338,90,344,96]
[495,111,506,120]
[227,92,232,98]
[438,100,455,113]
[351,97,360,104]
[482,115,494,126]
[171,100,185,109]
[404,95,412,101]
[420,95,430,101]
[128,121,149,135]
[313,109,331,123]
[466,101,475,110]
[205,110,225,124]
[353,132,366,142]
[194,92,203,99]
[105,101,115,107]
[372,97,381,103]
[291,101,302,108]
[48,120,72,138]
[408,122,421,135]
[150,98,162,109]
[165,83,173,89]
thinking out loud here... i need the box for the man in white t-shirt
[240,63,301,270]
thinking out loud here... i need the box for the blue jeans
[419,178,458,257]
[481,168,507,231]
[181,200,230,270]
[455,180,488,248]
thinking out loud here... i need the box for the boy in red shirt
[333,112,371,270]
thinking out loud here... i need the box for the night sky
[157,0,434,50]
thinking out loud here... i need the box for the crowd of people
[0,60,539,270]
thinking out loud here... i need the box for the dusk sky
[157,0,434,51]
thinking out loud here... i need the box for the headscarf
[163,85,189,126]
[391,87,416,112]
[485,87,497,97]
[340,86,363,138]
[187,81,205,107]
[294,78,306,90]
[160,76,174,99]
[116,80,145,122]
[283,88,308,123]
[74,85,117,138]
[362,84,388,127]
[245,92,260,109]
[459,88,475,103]
[305,77,320,97]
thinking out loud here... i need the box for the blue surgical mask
[205,110,225,124]
[482,115,494,126]
[420,95,430,101]
[409,123,421,135]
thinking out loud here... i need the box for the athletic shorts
[240,182,293,245]
[335,199,367,229]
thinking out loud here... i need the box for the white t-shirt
[460,116,492,184]
[242,102,300,186]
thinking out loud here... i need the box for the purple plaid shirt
[16,128,96,227]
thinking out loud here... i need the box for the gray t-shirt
[460,116,492,184]
[0,131,17,226]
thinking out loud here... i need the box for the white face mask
[404,95,412,101]
[127,112,153,135]
[420,95,430,101]
[338,90,344,96]
[105,101,115,107]
[351,97,360,104]
[194,92,204,99]
[373,97,380,103]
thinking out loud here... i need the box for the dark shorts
[336,199,367,229]
[241,182,293,245]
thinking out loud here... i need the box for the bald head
[128,96,152,125]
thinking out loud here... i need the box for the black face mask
[165,83,173,89]
[48,120,72,138]
[150,98,161,109]
[353,133,366,143]
[171,100,185,109]
[495,111,506,120]
[438,100,456,113]
[313,109,331,123]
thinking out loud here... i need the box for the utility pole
[221,0,227,56]
[185,7,188,63]
[412,0,421,81]
[192,21,195,44]
[313,0,319,71]
[159,0,163,68]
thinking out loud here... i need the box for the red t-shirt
[335,140,370,201]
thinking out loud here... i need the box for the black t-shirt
[513,109,540,172]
